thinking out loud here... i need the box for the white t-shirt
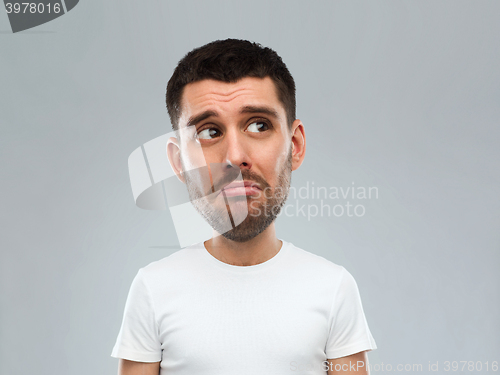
[111,240,377,374]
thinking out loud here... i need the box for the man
[111,39,377,375]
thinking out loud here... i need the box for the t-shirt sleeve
[325,267,377,359]
[111,268,162,362]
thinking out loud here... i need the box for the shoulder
[283,241,347,280]
[138,244,204,281]
[286,241,344,270]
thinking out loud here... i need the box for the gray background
[1,1,499,374]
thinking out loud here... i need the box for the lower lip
[221,186,261,197]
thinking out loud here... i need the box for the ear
[290,119,306,171]
[166,137,185,183]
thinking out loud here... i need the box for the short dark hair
[166,39,296,131]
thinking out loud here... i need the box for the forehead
[179,77,285,125]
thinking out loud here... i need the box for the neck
[204,224,282,266]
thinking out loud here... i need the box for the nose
[223,128,252,170]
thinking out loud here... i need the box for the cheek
[181,147,208,171]
[180,151,210,190]
[260,147,289,184]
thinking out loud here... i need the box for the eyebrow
[240,105,281,121]
[186,105,281,127]
[186,110,218,128]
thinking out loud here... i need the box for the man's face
[176,77,293,242]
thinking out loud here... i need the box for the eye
[197,127,222,140]
[246,121,270,133]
